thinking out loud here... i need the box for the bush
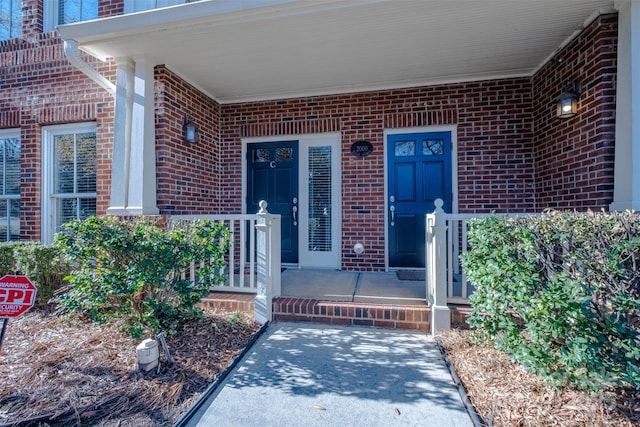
[0,242,18,276]
[54,216,230,337]
[14,242,70,305]
[0,241,68,306]
[461,211,640,393]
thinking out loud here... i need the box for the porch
[175,199,475,334]
[200,269,471,332]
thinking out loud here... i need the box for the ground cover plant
[457,210,640,423]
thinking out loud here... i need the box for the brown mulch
[438,329,640,427]
[0,308,260,426]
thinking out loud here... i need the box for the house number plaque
[350,140,373,157]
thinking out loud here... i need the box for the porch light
[182,116,198,143]
[556,81,581,119]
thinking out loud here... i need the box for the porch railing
[169,201,281,324]
[170,213,260,293]
[425,199,539,304]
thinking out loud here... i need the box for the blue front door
[247,141,299,263]
[387,132,452,268]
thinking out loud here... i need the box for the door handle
[292,206,298,226]
[390,205,395,226]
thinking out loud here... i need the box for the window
[42,123,96,243]
[125,0,198,14]
[44,0,98,32]
[0,130,20,242]
[0,0,22,40]
[57,0,98,25]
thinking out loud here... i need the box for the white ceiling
[58,0,617,104]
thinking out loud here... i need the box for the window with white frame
[44,0,98,32]
[0,0,22,40]
[125,0,200,13]
[0,130,20,242]
[42,123,96,243]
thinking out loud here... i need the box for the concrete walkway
[183,322,473,427]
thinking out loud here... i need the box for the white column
[429,198,451,336]
[254,201,282,325]
[107,58,134,215]
[127,55,159,215]
[611,0,640,211]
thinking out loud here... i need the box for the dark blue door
[247,141,299,263]
[387,132,452,268]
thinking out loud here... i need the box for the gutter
[63,39,116,96]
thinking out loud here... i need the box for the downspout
[63,39,116,95]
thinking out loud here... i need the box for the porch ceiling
[57,0,616,104]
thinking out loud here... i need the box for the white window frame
[44,0,100,32]
[0,129,21,241]
[41,123,97,243]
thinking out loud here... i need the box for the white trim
[242,132,342,269]
[41,122,97,244]
[216,71,530,105]
[383,125,458,271]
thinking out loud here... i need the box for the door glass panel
[253,148,270,162]
[423,139,444,155]
[308,146,331,252]
[276,147,293,162]
[394,140,415,157]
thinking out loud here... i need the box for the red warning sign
[0,275,37,318]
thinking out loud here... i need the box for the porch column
[107,58,134,215]
[107,56,159,215]
[127,55,159,215]
[254,201,282,324]
[428,199,451,336]
[611,0,640,211]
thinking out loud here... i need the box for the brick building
[1,0,639,272]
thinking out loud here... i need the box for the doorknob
[390,205,395,226]
[292,197,298,226]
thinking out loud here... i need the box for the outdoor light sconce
[182,115,198,143]
[556,81,581,119]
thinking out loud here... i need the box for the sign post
[0,275,37,351]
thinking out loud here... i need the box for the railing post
[428,198,451,335]
[254,201,281,324]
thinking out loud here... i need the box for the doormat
[396,270,425,281]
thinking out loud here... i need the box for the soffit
[57,0,617,104]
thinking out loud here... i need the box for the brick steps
[200,293,471,331]
[273,297,430,331]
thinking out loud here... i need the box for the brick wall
[220,80,536,270]
[155,66,221,214]
[532,14,617,210]
[0,0,119,240]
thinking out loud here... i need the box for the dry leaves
[0,308,259,426]
[438,329,640,427]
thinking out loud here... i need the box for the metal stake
[0,319,8,351]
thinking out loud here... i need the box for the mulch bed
[0,308,259,426]
[438,329,640,427]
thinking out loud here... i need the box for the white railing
[170,214,259,292]
[170,201,281,324]
[426,198,535,334]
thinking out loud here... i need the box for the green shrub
[14,242,70,305]
[461,211,640,393]
[54,216,230,337]
[0,241,18,276]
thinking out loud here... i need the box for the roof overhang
[57,0,617,104]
